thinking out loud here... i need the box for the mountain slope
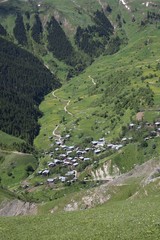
[0,37,60,145]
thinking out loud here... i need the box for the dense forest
[47,16,73,63]
[31,13,43,43]
[0,24,7,36]
[0,37,61,144]
[13,13,27,45]
[75,10,114,56]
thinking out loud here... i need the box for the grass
[0,150,38,189]
[0,131,25,147]
[35,23,160,150]
[0,193,160,240]
[0,188,14,204]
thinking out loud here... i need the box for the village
[36,119,160,186]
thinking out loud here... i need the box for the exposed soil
[0,199,37,216]
[64,158,160,211]
[136,112,144,121]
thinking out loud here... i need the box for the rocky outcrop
[91,160,120,181]
[0,200,37,216]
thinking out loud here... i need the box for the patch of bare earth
[0,200,37,216]
[64,159,160,211]
[136,112,144,121]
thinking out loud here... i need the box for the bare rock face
[0,200,37,216]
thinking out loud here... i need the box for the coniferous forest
[0,37,61,144]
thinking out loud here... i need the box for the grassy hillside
[0,192,160,240]
[0,188,14,204]
[0,131,25,148]
[34,22,160,149]
[0,150,38,188]
[1,1,160,233]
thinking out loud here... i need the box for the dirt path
[0,149,32,156]
[88,75,96,85]
[52,89,60,100]
[52,125,62,142]
[64,100,73,116]
[52,90,73,116]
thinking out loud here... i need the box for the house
[65,170,75,176]
[42,169,50,176]
[150,131,157,136]
[56,141,61,145]
[73,162,79,167]
[59,154,67,159]
[121,137,127,142]
[67,150,73,155]
[114,144,123,150]
[54,159,62,164]
[47,178,55,183]
[48,162,56,167]
[99,138,105,142]
[68,146,75,150]
[67,157,73,161]
[94,149,101,154]
[65,134,70,139]
[85,147,91,151]
[92,141,98,145]
[59,176,66,182]
[107,144,113,149]
[155,122,160,127]
[97,141,105,147]
[129,123,135,128]
[38,170,42,175]
[63,161,72,166]
[61,145,67,149]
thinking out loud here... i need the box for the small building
[92,141,98,145]
[54,159,62,164]
[73,162,79,167]
[48,162,56,167]
[129,123,135,128]
[47,178,55,183]
[59,176,66,182]
[65,170,75,176]
[94,149,101,154]
[155,122,160,127]
[42,169,50,176]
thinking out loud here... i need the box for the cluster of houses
[37,120,160,185]
[128,121,160,140]
[37,136,126,184]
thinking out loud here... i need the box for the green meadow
[1,193,160,240]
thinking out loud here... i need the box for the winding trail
[52,89,60,100]
[51,90,73,141]
[64,100,73,116]
[52,125,62,142]
[88,75,96,85]
[52,90,73,116]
